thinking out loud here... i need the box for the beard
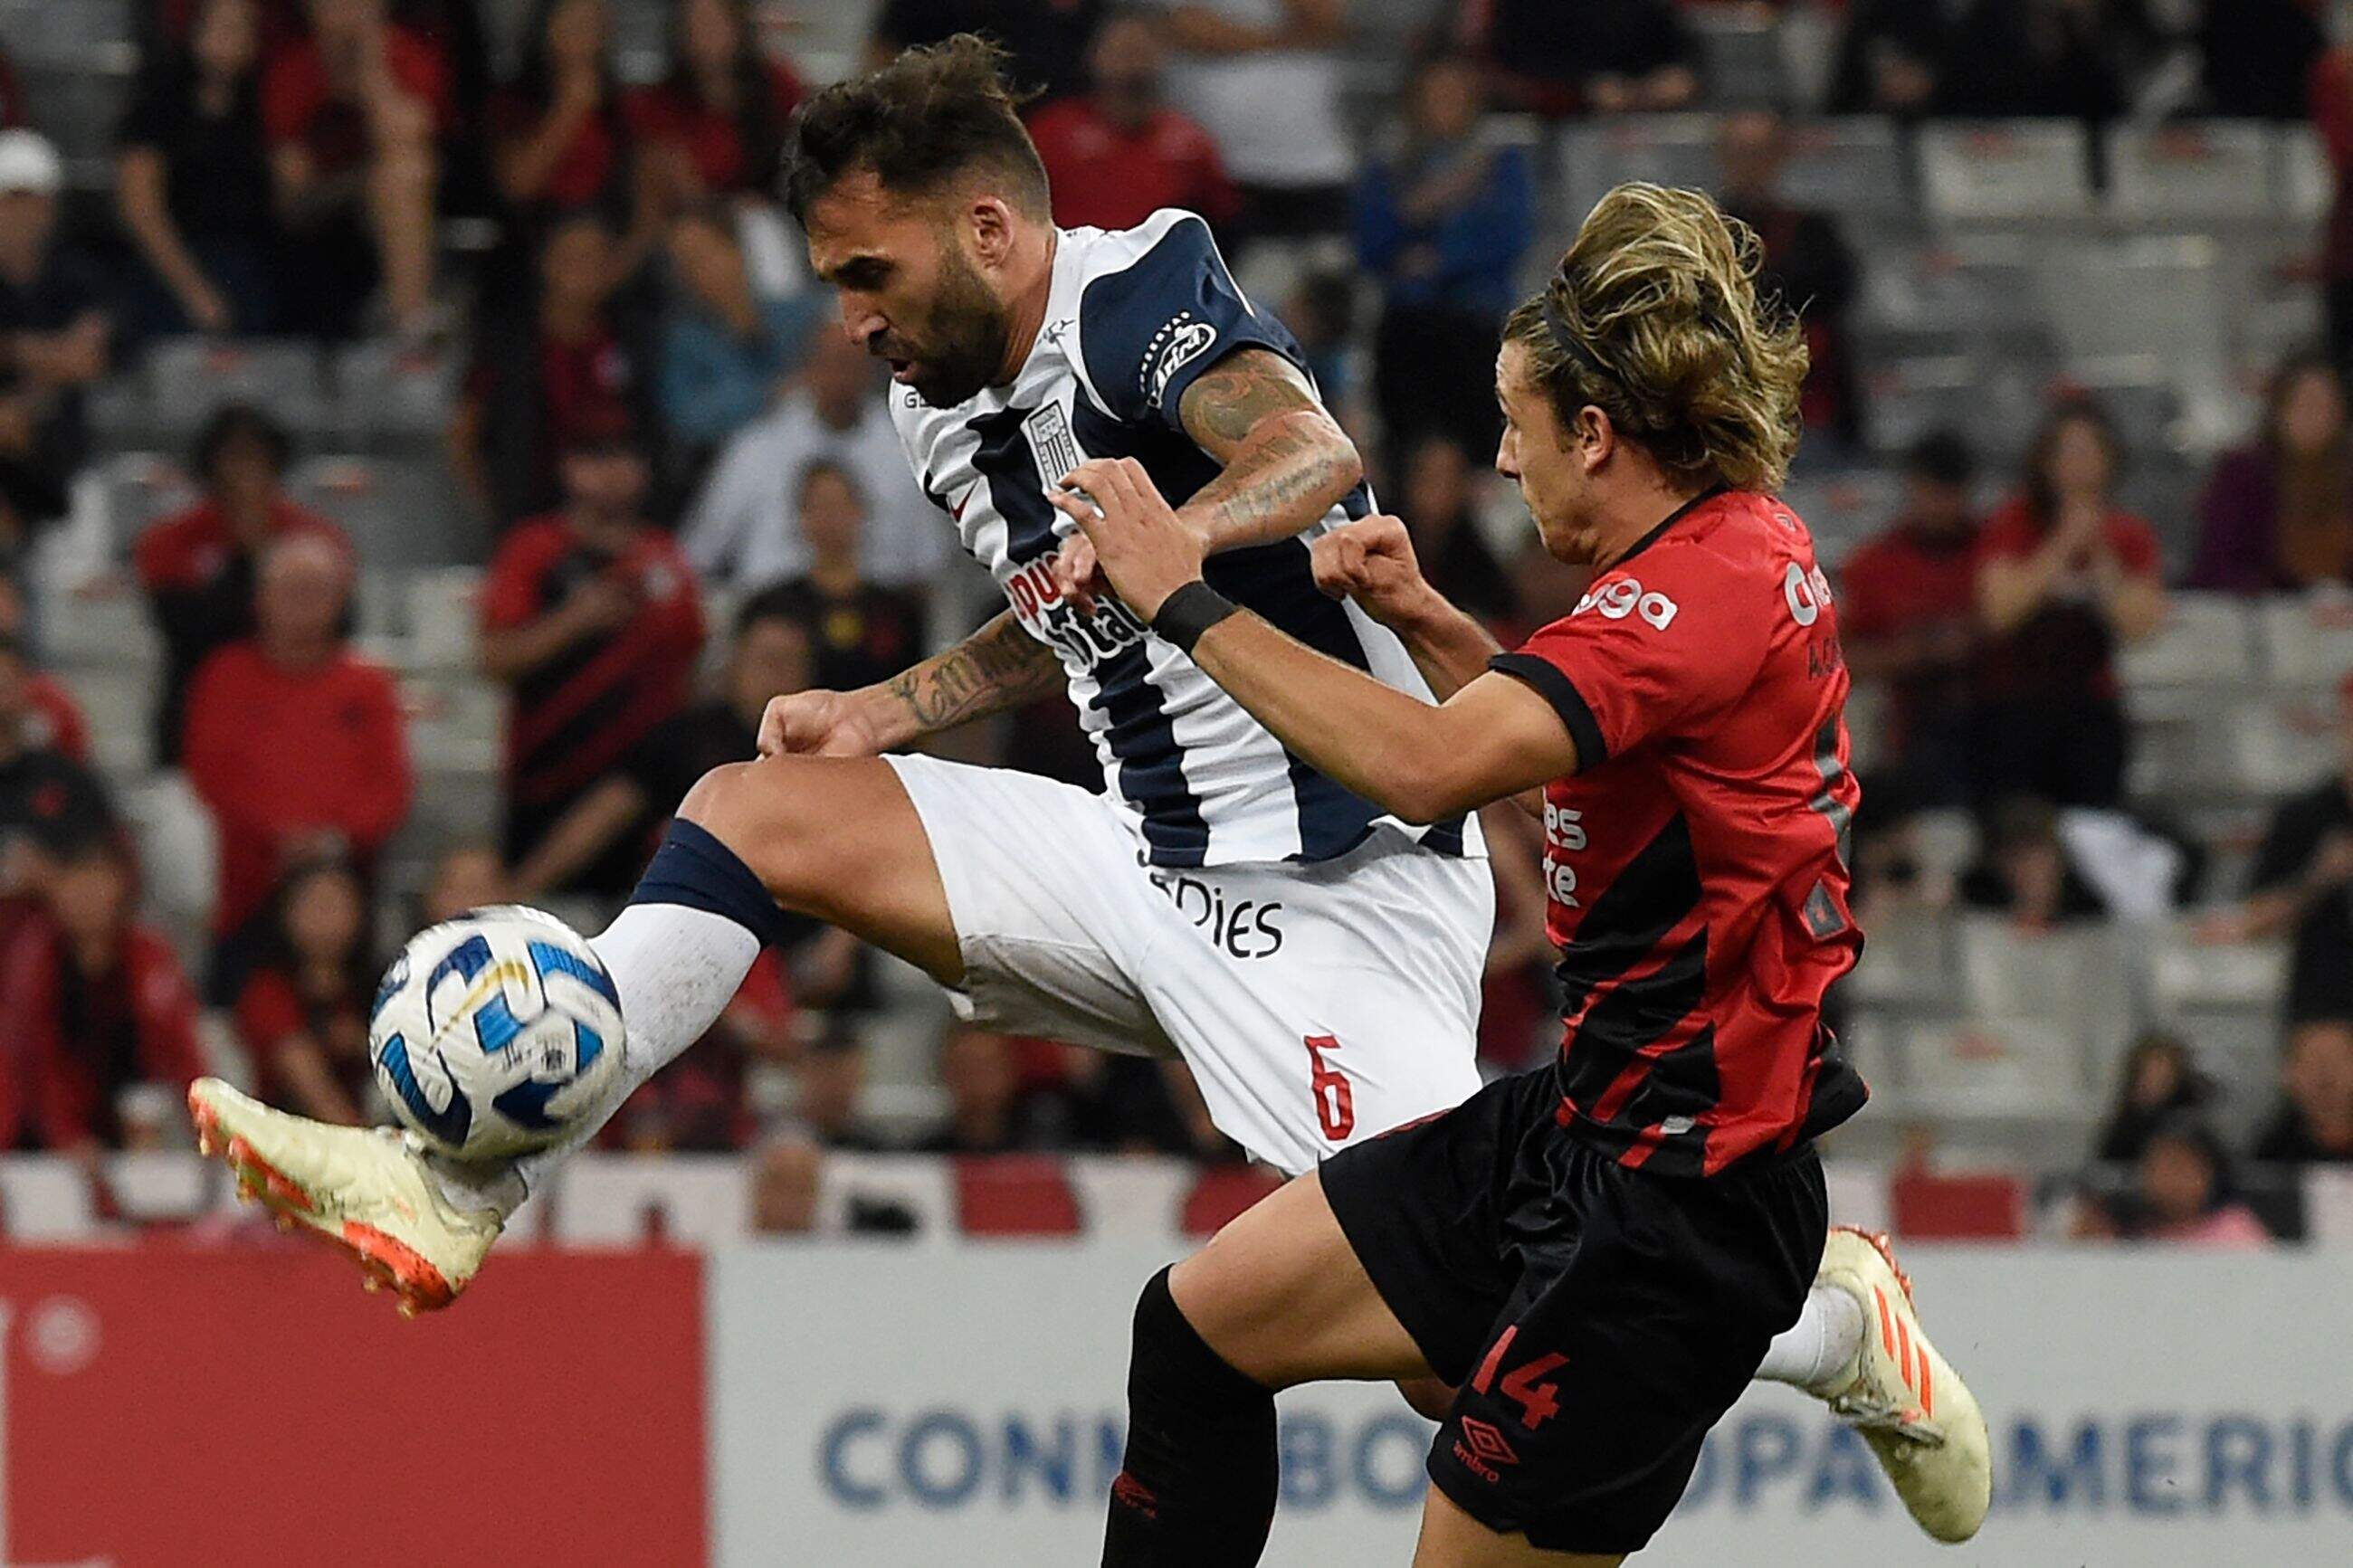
[890,245,1014,409]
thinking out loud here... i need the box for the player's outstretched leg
[1804,1227,1991,1543]
[190,755,961,1315]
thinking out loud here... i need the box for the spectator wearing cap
[1457,0,1700,119]
[262,0,448,339]
[0,130,110,567]
[0,634,114,910]
[2203,677,2353,1027]
[1150,0,1352,250]
[2187,350,2353,594]
[1719,109,1862,452]
[116,0,283,338]
[1356,51,1532,463]
[1971,396,2166,811]
[748,462,929,696]
[1840,431,1984,807]
[0,836,205,1152]
[656,206,813,463]
[682,327,945,591]
[452,212,659,530]
[232,854,380,1123]
[1028,14,1238,236]
[182,532,411,983]
[480,431,703,898]
[136,403,351,766]
[628,0,803,204]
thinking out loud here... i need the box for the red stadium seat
[953,1155,1083,1236]
[1179,1165,1285,1237]
[1891,1171,2025,1241]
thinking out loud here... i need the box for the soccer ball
[368,907,626,1161]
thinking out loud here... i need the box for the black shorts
[1321,1067,1827,1556]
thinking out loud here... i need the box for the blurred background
[0,0,2349,1563]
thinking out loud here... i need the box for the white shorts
[887,755,1492,1175]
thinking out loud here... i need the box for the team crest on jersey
[1143,312,1219,404]
[1024,402,1083,491]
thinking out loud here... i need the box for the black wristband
[1152,580,1239,653]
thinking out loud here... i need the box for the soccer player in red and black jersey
[1059,184,1991,1564]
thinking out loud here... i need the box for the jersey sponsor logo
[1573,576,1679,630]
[1141,311,1218,405]
[1024,402,1083,492]
[1147,870,1286,959]
[1004,554,1148,669]
[1541,803,1586,908]
[1783,560,1834,627]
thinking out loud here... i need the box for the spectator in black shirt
[1720,110,1862,451]
[2197,0,2325,120]
[1396,434,1514,629]
[869,0,1106,105]
[117,0,281,338]
[2204,676,2353,1024]
[0,132,110,565]
[2093,1031,2213,1164]
[749,461,929,695]
[510,592,814,897]
[1824,0,1952,117]
[1938,0,2158,123]
[2251,1019,2353,1165]
[1459,0,1700,119]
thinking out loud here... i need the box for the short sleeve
[1487,537,1774,766]
[480,527,557,632]
[1078,212,1300,430]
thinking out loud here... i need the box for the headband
[1539,290,1739,385]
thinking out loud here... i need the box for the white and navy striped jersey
[891,209,1477,870]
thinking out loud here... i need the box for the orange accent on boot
[1875,1285,1896,1357]
[342,1222,456,1312]
[224,1137,319,1215]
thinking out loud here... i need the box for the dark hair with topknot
[782,34,1050,224]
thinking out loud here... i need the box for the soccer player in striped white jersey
[186,39,1946,1543]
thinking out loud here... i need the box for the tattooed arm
[1172,347,1366,552]
[757,611,1066,756]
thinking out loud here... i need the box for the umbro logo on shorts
[1453,1417,1521,1483]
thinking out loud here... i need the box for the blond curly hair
[1503,182,1809,494]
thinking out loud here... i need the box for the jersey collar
[1609,483,1729,569]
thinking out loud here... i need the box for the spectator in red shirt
[263,0,447,339]
[135,404,350,765]
[1027,14,1236,235]
[629,0,804,204]
[452,212,657,529]
[480,428,704,896]
[1973,395,2167,810]
[233,853,380,1123]
[182,531,412,970]
[491,0,653,236]
[0,838,205,1152]
[2187,349,2353,594]
[1840,431,1984,806]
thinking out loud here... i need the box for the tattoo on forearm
[883,612,1063,736]
[1178,349,1360,547]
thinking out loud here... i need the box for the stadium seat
[1897,1015,2091,1116]
[1179,1164,1284,1236]
[104,1152,212,1225]
[553,1155,753,1245]
[952,1155,1083,1236]
[1687,10,1786,109]
[1919,121,2091,225]
[1781,119,1911,223]
[2106,121,2274,226]
[2274,123,2332,224]
[144,338,330,440]
[1556,116,1720,233]
[1067,1156,1190,1242]
[2149,926,2290,1016]
[2301,1170,2353,1247]
[0,1155,99,1241]
[405,567,485,672]
[1845,908,1956,1009]
[2117,593,2258,691]
[2256,593,2353,688]
[399,676,504,774]
[289,454,477,568]
[331,339,462,448]
[2034,238,2233,404]
[1890,1170,2025,1240]
[1955,917,2129,1031]
[98,451,199,557]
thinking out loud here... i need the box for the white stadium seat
[2257,593,2353,688]
[2118,594,2258,691]
[1920,121,2091,224]
[2106,121,2275,226]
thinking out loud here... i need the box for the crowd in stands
[5,0,2353,1249]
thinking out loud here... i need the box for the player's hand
[758,689,887,758]
[1049,457,1202,622]
[1052,531,1108,616]
[1312,515,1440,628]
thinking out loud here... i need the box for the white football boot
[1810,1226,1992,1544]
[188,1079,503,1316]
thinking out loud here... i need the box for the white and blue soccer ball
[368,907,626,1161]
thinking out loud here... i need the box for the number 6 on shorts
[1305,1034,1355,1141]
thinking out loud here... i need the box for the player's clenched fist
[758,689,888,758]
[1312,515,1440,629]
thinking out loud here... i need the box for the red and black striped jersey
[1491,488,1867,1177]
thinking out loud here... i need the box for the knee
[677,757,824,898]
